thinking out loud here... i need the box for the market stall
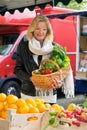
[0,1,86,130]
[0,93,87,130]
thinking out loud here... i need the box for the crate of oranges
[0,93,64,130]
[0,93,66,130]
[0,93,48,130]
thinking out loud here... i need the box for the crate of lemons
[0,93,64,120]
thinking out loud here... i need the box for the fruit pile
[67,103,87,122]
[0,93,64,119]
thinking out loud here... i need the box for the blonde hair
[26,14,53,41]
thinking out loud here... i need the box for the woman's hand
[51,77,62,89]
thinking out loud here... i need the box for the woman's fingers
[51,78,62,89]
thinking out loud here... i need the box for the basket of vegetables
[31,44,70,89]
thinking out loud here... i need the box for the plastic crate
[75,79,87,93]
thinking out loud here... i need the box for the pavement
[56,93,86,109]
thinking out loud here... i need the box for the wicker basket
[31,59,70,89]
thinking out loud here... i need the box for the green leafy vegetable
[50,44,70,68]
[49,117,55,125]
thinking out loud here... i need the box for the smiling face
[33,21,47,43]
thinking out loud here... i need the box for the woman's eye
[43,29,47,31]
[35,28,39,30]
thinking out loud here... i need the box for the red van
[0,6,77,97]
[0,30,28,97]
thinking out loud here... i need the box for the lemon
[67,103,76,112]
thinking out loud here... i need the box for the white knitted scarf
[28,37,53,65]
[29,37,53,55]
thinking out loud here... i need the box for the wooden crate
[0,109,43,130]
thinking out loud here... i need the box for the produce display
[41,104,87,130]
[0,93,87,130]
[0,93,65,120]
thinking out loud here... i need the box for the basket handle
[39,59,60,70]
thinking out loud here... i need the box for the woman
[14,14,74,103]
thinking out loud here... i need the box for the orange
[56,106,64,112]
[0,93,7,102]
[8,104,18,110]
[17,104,29,114]
[6,94,18,104]
[27,103,33,109]
[45,103,51,108]
[51,104,60,109]
[16,98,26,107]
[29,106,39,113]
[27,116,38,121]
[4,102,9,111]
[0,102,4,111]
[26,103,39,113]
[34,98,42,105]
[4,102,18,111]
[0,110,6,119]
[51,104,64,112]
[37,103,46,113]
[26,98,36,107]
[39,98,45,104]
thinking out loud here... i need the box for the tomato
[41,70,46,74]
[41,68,52,75]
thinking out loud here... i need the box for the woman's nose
[39,29,43,34]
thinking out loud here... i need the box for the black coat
[14,41,39,96]
[14,41,57,97]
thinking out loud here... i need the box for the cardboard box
[0,109,43,130]
[76,71,87,78]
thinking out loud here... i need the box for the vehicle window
[20,34,27,43]
[0,34,19,55]
[13,34,27,54]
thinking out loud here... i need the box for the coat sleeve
[14,43,30,81]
